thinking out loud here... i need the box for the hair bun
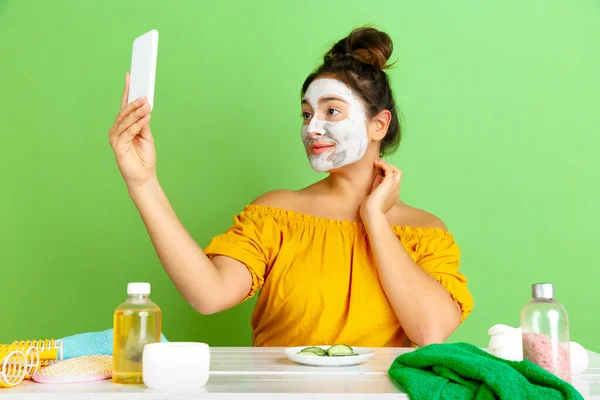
[328,27,394,71]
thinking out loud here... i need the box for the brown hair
[301,27,401,156]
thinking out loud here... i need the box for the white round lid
[127,282,151,295]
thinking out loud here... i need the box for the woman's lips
[310,143,335,155]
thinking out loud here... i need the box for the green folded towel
[388,342,583,400]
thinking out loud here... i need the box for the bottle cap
[532,283,554,299]
[127,282,151,295]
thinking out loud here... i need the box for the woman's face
[301,78,369,172]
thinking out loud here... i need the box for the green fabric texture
[388,342,583,400]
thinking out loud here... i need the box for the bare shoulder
[388,202,449,231]
[251,189,304,210]
[251,181,324,210]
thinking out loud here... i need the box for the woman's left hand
[360,159,402,220]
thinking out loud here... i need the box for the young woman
[107,27,473,348]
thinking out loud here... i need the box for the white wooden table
[4,347,600,399]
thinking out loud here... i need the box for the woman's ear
[371,109,392,141]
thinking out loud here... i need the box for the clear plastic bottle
[521,283,571,382]
[112,282,162,384]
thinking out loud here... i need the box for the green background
[1,0,599,350]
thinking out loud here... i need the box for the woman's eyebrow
[319,96,348,104]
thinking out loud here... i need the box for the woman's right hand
[108,72,156,191]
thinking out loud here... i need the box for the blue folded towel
[58,328,169,359]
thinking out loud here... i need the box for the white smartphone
[127,29,159,110]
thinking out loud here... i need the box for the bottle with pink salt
[521,283,571,382]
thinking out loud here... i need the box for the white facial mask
[301,79,368,172]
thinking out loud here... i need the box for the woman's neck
[323,152,381,208]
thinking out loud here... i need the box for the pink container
[521,283,571,382]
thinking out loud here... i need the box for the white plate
[284,346,375,367]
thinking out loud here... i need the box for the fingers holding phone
[108,30,159,191]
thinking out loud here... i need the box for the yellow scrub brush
[0,339,63,388]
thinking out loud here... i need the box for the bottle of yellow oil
[112,282,161,384]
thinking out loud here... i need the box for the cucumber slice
[326,344,355,356]
[297,346,327,356]
[297,351,320,356]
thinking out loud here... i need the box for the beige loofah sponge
[32,355,112,384]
